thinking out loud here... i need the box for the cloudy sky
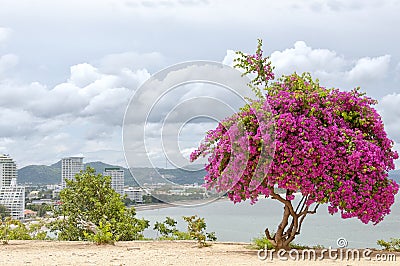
[0,0,399,170]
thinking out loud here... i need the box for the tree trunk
[264,188,319,250]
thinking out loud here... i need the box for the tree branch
[284,214,299,246]
[269,188,289,205]
[283,215,295,238]
[265,228,277,246]
[296,203,320,234]
[295,195,307,213]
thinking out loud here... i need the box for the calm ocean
[137,194,400,248]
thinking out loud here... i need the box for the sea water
[137,194,400,248]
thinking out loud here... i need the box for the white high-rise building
[0,154,17,187]
[61,157,84,189]
[103,168,124,195]
[124,187,143,203]
[0,154,24,220]
[0,178,25,220]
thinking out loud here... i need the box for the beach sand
[0,240,398,265]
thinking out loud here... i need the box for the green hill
[18,161,206,186]
[18,164,61,185]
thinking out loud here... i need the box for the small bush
[84,221,115,245]
[250,234,315,250]
[183,215,217,247]
[250,235,274,250]
[206,232,217,242]
[1,218,54,243]
[172,230,191,240]
[27,220,50,240]
[153,217,191,240]
[0,218,31,243]
[377,238,400,252]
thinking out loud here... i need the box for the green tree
[51,167,149,242]
[0,205,10,221]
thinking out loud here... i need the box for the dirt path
[0,240,398,265]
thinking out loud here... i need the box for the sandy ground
[0,240,399,266]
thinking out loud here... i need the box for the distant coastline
[135,197,229,211]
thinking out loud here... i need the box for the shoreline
[134,197,229,212]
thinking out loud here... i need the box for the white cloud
[378,93,400,170]
[82,87,132,125]
[68,63,101,87]
[0,27,12,45]
[0,108,37,137]
[346,55,391,83]
[379,93,400,143]
[395,62,400,81]
[222,50,237,67]
[124,0,209,9]
[271,41,347,74]
[0,51,153,166]
[379,93,400,124]
[377,93,400,169]
[323,0,383,12]
[0,54,18,75]
[1,62,151,124]
[299,0,390,12]
[98,52,165,74]
[270,41,391,90]
[28,82,88,118]
[123,61,254,169]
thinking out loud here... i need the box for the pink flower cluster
[191,47,399,225]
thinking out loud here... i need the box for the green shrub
[250,234,314,250]
[84,221,114,245]
[154,217,178,239]
[250,235,274,250]
[27,220,50,240]
[183,215,217,247]
[0,218,31,243]
[172,230,191,240]
[377,238,400,251]
[206,232,217,242]
[1,218,54,243]
[153,217,191,240]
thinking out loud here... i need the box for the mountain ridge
[17,161,207,186]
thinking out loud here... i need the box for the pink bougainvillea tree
[190,40,399,250]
